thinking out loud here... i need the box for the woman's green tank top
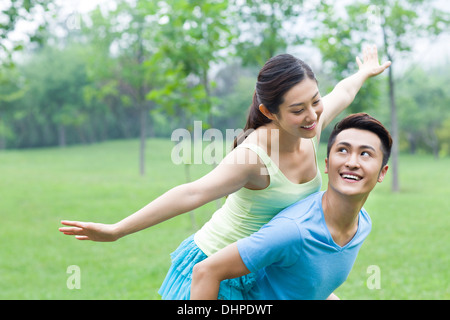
[194,137,322,256]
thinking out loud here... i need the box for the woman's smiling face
[272,78,324,139]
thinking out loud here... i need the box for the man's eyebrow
[288,91,320,108]
[336,141,376,152]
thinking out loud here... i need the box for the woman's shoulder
[238,125,275,152]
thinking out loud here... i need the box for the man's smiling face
[325,128,388,198]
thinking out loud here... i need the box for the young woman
[59,46,391,299]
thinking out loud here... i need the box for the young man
[190,113,392,300]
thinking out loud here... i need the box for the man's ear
[259,104,277,121]
[324,158,329,174]
[377,165,389,183]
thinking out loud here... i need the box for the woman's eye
[338,148,347,153]
[313,99,321,106]
[361,151,371,157]
[293,109,304,114]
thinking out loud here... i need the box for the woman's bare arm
[59,147,262,241]
[318,45,391,133]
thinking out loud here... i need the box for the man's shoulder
[359,207,372,233]
[276,191,324,220]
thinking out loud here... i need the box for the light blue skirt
[158,234,257,300]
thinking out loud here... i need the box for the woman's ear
[259,104,277,121]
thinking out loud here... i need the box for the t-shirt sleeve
[237,217,302,273]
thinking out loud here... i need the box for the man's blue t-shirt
[237,191,372,300]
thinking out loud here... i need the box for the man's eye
[361,151,371,156]
[338,148,347,153]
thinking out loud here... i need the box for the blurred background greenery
[0,0,449,299]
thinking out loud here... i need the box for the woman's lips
[301,122,317,130]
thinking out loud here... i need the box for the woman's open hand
[59,220,120,242]
[356,45,391,78]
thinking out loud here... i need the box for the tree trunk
[184,163,198,230]
[387,62,400,192]
[407,132,416,154]
[136,23,150,177]
[0,135,5,150]
[427,126,440,160]
[0,116,5,149]
[383,25,399,192]
[202,67,222,211]
[139,104,147,176]
[58,124,66,148]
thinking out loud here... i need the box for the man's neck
[321,190,368,247]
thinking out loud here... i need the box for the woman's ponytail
[233,91,272,148]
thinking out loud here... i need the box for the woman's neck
[260,122,302,154]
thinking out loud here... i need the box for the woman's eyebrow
[288,91,320,108]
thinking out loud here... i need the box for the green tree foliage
[0,0,50,148]
[0,0,49,64]
[0,66,27,148]
[233,0,304,67]
[397,66,450,158]
[313,0,450,191]
[14,45,90,147]
[312,1,383,116]
[1,0,448,177]
[148,0,234,125]
[79,0,162,175]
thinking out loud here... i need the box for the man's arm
[191,216,299,299]
[191,243,250,300]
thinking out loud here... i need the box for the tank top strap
[235,143,278,177]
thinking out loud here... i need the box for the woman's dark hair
[327,113,393,168]
[234,54,317,147]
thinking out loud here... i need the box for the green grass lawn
[0,138,449,299]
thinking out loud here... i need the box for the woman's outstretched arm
[319,45,391,132]
[59,147,262,241]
